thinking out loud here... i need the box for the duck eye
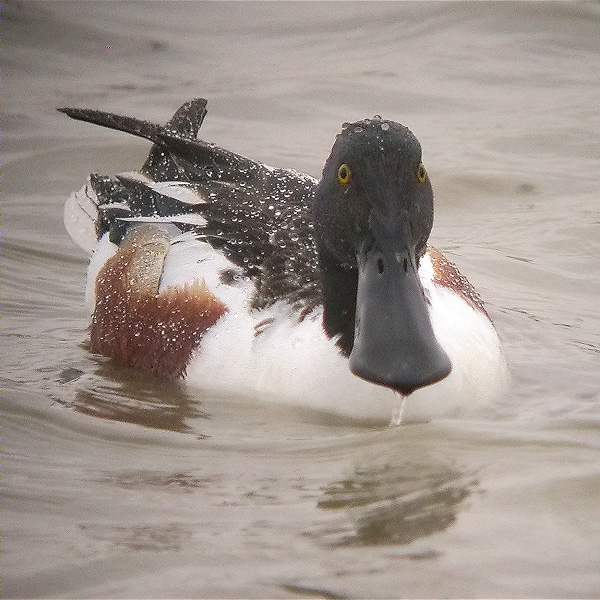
[337,163,352,186]
[417,163,427,183]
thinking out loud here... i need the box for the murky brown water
[2,1,600,597]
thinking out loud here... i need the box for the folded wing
[61,98,321,310]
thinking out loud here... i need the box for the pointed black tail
[57,97,207,143]
[57,106,165,143]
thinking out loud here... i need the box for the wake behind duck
[60,98,507,423]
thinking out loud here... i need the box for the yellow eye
[417,163,427,183]
[337,163,352,186]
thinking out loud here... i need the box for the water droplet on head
[381,122,390,131]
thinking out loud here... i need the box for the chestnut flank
[428,247,488,317]
[90,226,227,378]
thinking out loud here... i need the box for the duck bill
[349,227,452,395]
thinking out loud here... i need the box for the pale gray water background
[2,1,600,597]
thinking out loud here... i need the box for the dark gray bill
[349,228,452,395]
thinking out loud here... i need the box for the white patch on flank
[158,231,252,309]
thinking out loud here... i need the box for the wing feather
[61,98,322,310]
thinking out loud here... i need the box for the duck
[59,97,508,424]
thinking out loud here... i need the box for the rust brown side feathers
[90,225,227,378]
[428,246,489,317]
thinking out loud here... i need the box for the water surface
[2,2,600,597]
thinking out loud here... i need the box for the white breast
[183,250,509,424]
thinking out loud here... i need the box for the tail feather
[141,97,208,178]
[164,97,207,138]
[57,107,164,144]
[60,99,212,250]
[58,99,254,182]
[58,98,207,142]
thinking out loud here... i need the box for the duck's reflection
[317,454,476,547]
[71,360,207,433]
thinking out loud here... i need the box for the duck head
[313,118,451,395]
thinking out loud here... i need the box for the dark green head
[313,118,451,396]
[315,118,433,265]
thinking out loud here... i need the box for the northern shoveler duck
[60,98,508,424]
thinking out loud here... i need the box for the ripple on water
[3,0,600,596]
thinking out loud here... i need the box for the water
[2,1,600,597]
